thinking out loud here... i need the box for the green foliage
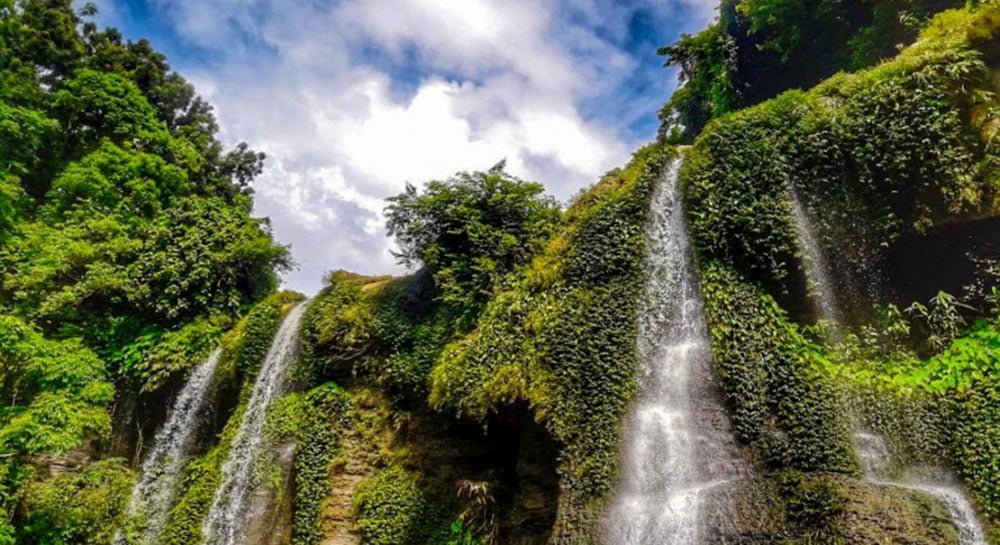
[0,99,57,177]
[658,24,738,141]
[270,383,352,545]
[123,318,221,393]
[778,470,848,530]
[305,146,670,544]
[52,68,165,156]
[0,142,289,358]
[949,378,1000,527]
[659,0,967,139]
[0,315,113,457]
[353,465,434,545]
[0,2,289,542]
[302,273,451,402]
[160,404,243,545]
[429,144,672,541]
[431,522,488,545]
[850,318,1000,524]
[682,23,998,305]
[0,0,288,353]
[700,263,857,473]
[18,459,134,545]
[223,290,303,378]
[385,164,560,325]
[159,293,301,545]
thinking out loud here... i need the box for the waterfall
[202,300,309,545]
[787,186,842,327]
[606,158,746,544]
[787,189,986,544]
[854,432,987,545]
[118,347,223,545]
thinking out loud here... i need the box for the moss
[269,383,353,545]
[700,263,856,473]
[682,5,1000,312]
[353,465,435,545]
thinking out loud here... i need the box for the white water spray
[118,347,223,545]
[606,158,746,544]
[855,432,987,545]
[788,186,842,327]
[202,301,309,545]
[787,190,986,544]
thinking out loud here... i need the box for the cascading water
[787,190,987,544]
[854,432,987,545]
[117,347,224,545]
[606,158,746,544]
[202,300,309,545]
[787,186,842,327]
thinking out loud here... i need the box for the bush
[19,459,134,545]
[354,465,432,545]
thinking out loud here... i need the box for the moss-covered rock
[682,4,1000,317]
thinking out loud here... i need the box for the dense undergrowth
[680,3,1000,541]
[0,1,287,542]
[300,145,674,544]
[3,0,1000,544]
[660,0,968,140]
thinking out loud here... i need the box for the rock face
[321,405,379,545]
[696,476,962,544]
[246,442,297,545]
[314,388,559,545]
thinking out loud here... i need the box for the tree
[386,163,560,319]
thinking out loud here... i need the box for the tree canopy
[385,163,560,318]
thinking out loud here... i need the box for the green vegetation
[679,3,1000,539]
[682,19,998,302]
[303,144,673,543]
[700,264,856,473]
[353,465,434,545]
[270,383,353,545]
[159,292,303,545]
[430,146,673,541]
[0,1,288,539]
[829,310,1000,530]
[2,0,1000,543]
[19,459,134,545]
[385,164,560,328]
[660,0,968,140]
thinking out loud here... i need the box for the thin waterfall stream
[117,347,224,545]
[788,190,986,545]
[202,300,310,545]
[605,158,746,544]
[788,186,842,328]
[855,432,987,545]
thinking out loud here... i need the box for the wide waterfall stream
[788,189,986,545]
[202,300,309,545]
[605,158,746,544]
[117,347,223,545]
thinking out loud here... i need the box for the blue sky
[89,0,718,293]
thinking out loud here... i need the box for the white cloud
[143,0,714,293]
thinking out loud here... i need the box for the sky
[89,0,719,294]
